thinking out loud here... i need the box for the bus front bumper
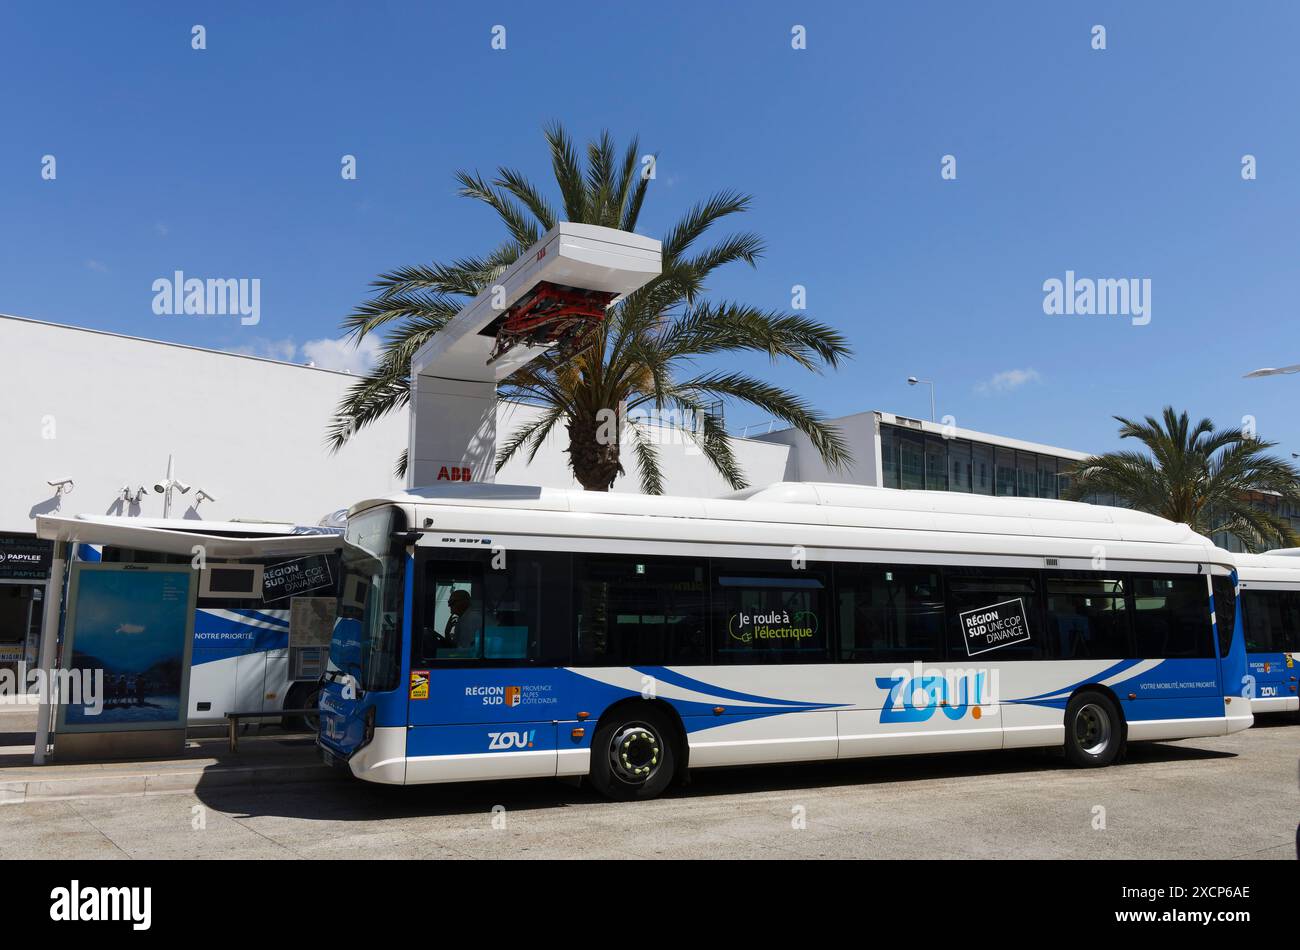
[332,726,406,784]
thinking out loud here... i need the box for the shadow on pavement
[193,739,1236,822]
[1248,713,1300,729]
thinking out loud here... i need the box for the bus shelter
[32,514,343,763]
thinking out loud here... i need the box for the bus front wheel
[1064,690,1124,767]
[589,707,677,801]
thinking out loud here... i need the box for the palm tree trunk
[566,413,621,491]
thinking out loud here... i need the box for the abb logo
[436,466,473,482]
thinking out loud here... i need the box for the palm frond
[660,190,752,262]
[455,170,541,249]
[493,166,558,232]
[545,120,587,222]
[627,422,666,495]
[670,371,852,472]
[1067,405,1300,548]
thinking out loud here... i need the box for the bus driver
[438,589,482,656]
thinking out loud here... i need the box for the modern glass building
[760,410,1091,502]
[877,414,1084,499]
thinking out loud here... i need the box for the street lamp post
[907,376,936,422]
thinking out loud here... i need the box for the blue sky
[3,1,1299,457]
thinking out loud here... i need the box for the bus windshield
[328,506,405,693]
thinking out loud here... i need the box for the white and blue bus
[317,482,1252,800]
[1234,551,1300,715]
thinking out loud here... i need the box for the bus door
[406,554,558,783]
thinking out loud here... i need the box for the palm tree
[326,123,852,492]
[1063,406,1300,550]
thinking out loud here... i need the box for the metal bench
[224,709,318,752]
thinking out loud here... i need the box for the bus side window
[420,561,486,662]
[1130,574,1215,659]
[942,568,1044,661]
[1210,576,1236,658]
[417,551,571,666]
[1245,589,1295,654]
[574,555,708,666]
[712,560,829,665]
[1245,591,1267,653]
[480,554,547,661]
[835,564,943,663]
[1285,592,1300,653]
[1043,574,1130,660]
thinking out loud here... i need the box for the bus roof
[349,481,1216,551]
[1234,550,1300,582]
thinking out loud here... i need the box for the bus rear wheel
[1064,690,1123,767]
[589,708,676,801]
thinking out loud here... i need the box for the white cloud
[154,222,170,237]
[300,334,382,374]
[225,334,381,373]
[229,338,299,362]
[85,259,109,273]
[977,368,1041,394]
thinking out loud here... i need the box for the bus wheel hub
[610,724,661,783]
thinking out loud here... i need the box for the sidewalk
[0,707,340,804]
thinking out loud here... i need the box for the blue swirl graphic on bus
[876,671,989,723]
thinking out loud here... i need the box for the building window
[924,436,949,491]
[1057,464,1074,498]
[880,424,900,489]
[995,447,1017,496]
[1037,456,1058,499]
[1016,451,1037,498]
[899,432,925,490]
[971,443,994,495]
[948,440,972,492]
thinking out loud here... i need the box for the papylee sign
[958,598,1031,656]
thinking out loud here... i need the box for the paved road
[2,719,1296,859]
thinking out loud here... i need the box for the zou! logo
[488,729,535,750]
[876,664,998,723]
